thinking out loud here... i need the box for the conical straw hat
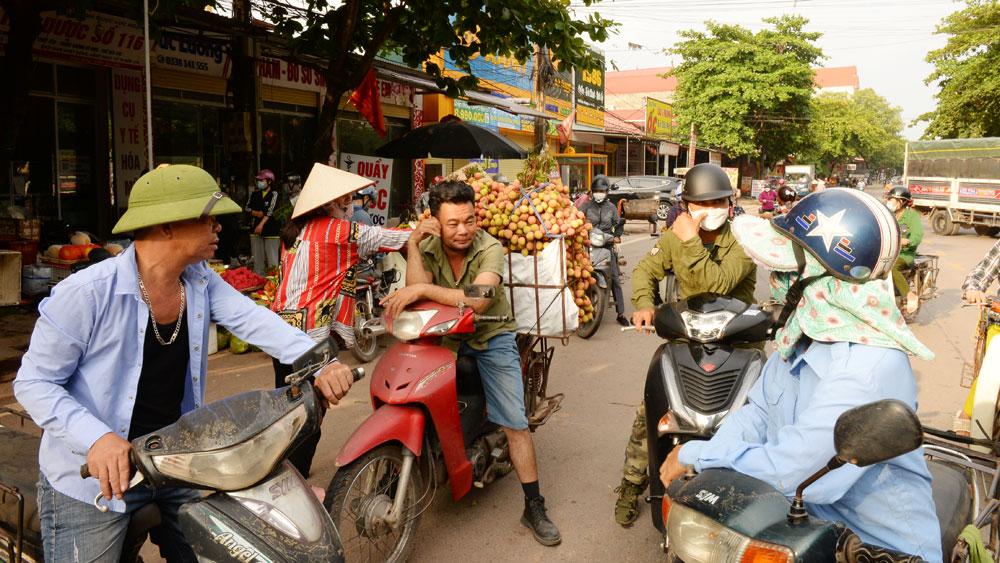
[292,162,376,219]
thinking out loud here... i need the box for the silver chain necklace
[137,272,186,346]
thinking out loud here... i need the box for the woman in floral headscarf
[660,189,940,562]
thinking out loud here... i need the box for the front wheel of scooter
[326,444,424,563]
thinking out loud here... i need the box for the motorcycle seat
[455,355,483,396]
[928,460,972,558]
[0,427,42,549]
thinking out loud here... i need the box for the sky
[570,0,961,140]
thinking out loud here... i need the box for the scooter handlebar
[81,367,366,480]
[351,367,366,382]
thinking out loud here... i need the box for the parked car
[606,176,682,221]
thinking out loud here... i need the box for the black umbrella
[374,115,528,160]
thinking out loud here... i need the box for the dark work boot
[521,496,562,546]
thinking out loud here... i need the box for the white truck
[905,138,1000,236]
[784,164,815,198]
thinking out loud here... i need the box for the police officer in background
[582,175,631,327]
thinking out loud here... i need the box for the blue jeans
[458,332,530,430]
[37,473,200,562]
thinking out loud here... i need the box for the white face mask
[593,192,607,203]
[694,207,730,231]
[887,200,901,212]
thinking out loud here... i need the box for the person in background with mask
[351,186,376,225]
[270,163,411,477]
[660,189,940,561]
[758,181,777,215]
[582,175,631,327]
[247,169,281,275]
[886,187,922,316]
[613,163,756,526]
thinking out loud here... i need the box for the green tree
[800,89,904,175]
[265,0,614,162]
[667,15,823,172]
[919,0,1000,138]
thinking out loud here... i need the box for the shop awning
[375,68,553,121]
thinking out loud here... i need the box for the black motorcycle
[663,399,971,562]
[644,294,770,531]
[577,229,614,338]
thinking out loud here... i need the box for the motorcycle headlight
[680,310,737,342]
[390,309,439,341]
[667,503,793,563]
[151,404,307,490]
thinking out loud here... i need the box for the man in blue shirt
[14,165,357,562]
[659,189,942,561]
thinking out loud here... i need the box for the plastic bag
[503,241,579,337]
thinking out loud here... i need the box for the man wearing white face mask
[582,175,631,327]
[613,163,757,526]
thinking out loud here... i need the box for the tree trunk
[314,87,347,165]
[0,1,43,195]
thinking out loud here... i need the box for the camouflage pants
[622,402,648,487]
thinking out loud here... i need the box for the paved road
[122,216,1000,561]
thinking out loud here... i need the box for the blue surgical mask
[256,180,267,190]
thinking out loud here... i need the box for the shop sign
[544,51,573,108]
[440,50,534,97]
[659,142,679,156]
[576,104,604,128]
[153,32,229,77]
[111,68,148,207]
[574,49,605,110]
[340,153,393,226]
[453,100,521,132]
[0,9,144,68]
[259,57,327,93]
[645,97,676,140]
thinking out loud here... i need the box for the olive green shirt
[420,230,517,350]
[897,208,923,266]
[631,223,757,310]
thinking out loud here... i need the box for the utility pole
[687,123,697,168]
[534,46,549,154]
[230,0,258,193]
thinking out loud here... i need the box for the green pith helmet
[112,165,242,234]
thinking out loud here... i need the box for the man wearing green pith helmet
[14,165,356,561]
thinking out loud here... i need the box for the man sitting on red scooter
[381,181,561,546]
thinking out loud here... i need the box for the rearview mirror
[464,285,496,299]
[292,339,338,373]
[834,399,922,467]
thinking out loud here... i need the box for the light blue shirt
[351,204,374,225]
[13,245,316,512]
[678,341,942,561]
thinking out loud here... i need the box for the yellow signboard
[577,105,604,127]
[645,97,676,139]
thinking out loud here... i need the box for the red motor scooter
[325,287,557,562]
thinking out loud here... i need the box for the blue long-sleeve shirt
[13,245,316,512]
[678,341,942,561]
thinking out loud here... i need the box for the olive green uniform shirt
[897,208,923,267]
[631,223,757,310]
[420,230,517,350]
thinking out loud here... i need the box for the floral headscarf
[732,215,934,361]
